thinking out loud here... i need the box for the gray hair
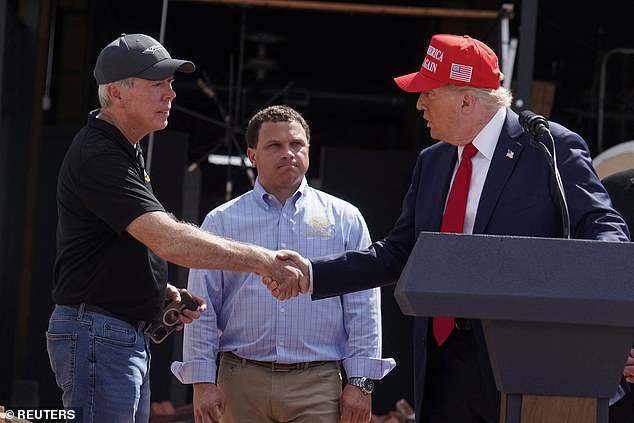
[448,83,513,110]
[97,78,135,108]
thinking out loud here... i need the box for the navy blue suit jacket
[311,108,630,422]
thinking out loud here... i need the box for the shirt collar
[463,107,506,161]
[88,108,137,160]
[253,177,308,209]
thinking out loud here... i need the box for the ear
[246,147,257,168]
[107,83,123,103]
[460,92,477,114]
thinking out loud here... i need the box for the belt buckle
[271,362,297,372]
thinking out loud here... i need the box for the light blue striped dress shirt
[171,178,396,384]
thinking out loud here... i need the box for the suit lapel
[430,146,458,230]
[473,111,526,233]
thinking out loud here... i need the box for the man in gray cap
[46,34,303,422]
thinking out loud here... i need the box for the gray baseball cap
[93,33,195,84]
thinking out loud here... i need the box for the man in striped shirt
[171,105,395,423]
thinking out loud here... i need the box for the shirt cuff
[170,360,218,384]
[342,357,397,380]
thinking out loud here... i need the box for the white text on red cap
[422,45,444,74]
[427,45,444,62]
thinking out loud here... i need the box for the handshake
[261,250,311,300]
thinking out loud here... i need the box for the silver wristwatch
[347,377,374,395]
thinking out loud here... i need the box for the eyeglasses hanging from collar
[135,144,151,183]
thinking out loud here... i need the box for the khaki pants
[218,353,342,423]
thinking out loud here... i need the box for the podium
[394,232,634,423]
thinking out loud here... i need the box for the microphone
[520,110,571,239]
[519,110,550,138]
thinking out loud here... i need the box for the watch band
[347,377,374,395]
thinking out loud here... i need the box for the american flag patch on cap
[449,63,473,83]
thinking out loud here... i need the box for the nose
[162,81,176,101]
[281,146,295,159]
[416,92,427,110]
[166,86,176,101]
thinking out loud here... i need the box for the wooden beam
[175,0,506,20]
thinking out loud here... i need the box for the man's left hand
[340,384,372,423]
[165,283,207,330]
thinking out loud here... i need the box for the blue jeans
[46,304,151,423]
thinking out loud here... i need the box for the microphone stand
[529,132,571,239]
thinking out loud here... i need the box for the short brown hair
[245,105,310,148]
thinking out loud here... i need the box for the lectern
[394,232,634,423]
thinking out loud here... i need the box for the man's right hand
[193,383,224,423]
[262,250,310,300]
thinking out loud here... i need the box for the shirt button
[279,341,284,346]
[280,307,286,313]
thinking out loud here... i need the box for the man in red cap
[264,34,630,422]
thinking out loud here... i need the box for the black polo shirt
[52,109,168,321]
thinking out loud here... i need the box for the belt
[454,318,473,331]
[69,303,142,328]
[221,351,333,372]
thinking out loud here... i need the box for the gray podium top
[394,232,634,398]
[395,232,634,327]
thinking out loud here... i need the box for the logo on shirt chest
[304,216,335,239]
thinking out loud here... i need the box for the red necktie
[433,143,478,346]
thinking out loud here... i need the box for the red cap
[394,34,501,92]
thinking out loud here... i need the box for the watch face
[349,377,374,394]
